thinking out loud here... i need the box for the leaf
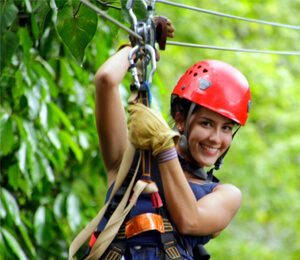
[48,129,61,149]
[47,102,73,131]
[24,0,32,13]
[59,131,83,163]
[0,113,15,156]
[31,153,44,185]
[33,0,50,34]
[8,163,19,191]
[66,193,82,232]
[53,193,66,219]
[39,102,48,130]
[1,188,21,226]
[120,0,147,25]
[107,7,122,36]
[30,13,39,38]
[0,1,19,33]
[18,27,33,62]
[17,141,27,173]
[56,4,98,63]
[23,120,38,153]
[24,88,40,120]
[78,131,89,149]
[37,150,55,183]
[0,199,6,219]
[1,228,28,260]
[0,30,19,73]
[18,223,36,257]
[33,206,53,246]
[55,0,68,9]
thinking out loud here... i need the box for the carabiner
[128,45,141,89]
[144,44,156,86]
[127,0,138,33]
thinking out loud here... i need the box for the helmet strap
[213,125,241,171]
[179,102,197,164]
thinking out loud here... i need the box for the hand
[128,103,180,156]
[154,16,175,51]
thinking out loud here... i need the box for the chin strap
[178,153,219,184]
[178,102,197,163]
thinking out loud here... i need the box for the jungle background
[1,0,299,259]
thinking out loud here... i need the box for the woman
[94,46,251,259]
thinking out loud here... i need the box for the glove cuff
[155,141,177,164]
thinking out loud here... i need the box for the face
[176,106,235,168]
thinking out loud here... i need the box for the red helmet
[172,60,251,125]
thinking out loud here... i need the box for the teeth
[202,144,218,152]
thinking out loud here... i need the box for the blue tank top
[97,177,220,248]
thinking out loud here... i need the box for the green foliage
[57,4,98,63]
[1,0,299,259]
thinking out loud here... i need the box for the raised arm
[158,160,242,236]
[95,46,132,187]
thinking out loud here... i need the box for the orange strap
[126,213,164,239]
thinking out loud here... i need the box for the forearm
[158,159,201,234]
[95,46,132,89]
[94,46,132,181]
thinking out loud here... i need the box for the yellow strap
[69,143,138,260]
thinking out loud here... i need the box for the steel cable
[166,41,300,56]
[157,0,300,31]
[80,0,300,56]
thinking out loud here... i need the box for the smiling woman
[92,45,251,259]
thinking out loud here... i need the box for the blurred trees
[1,0,299,259]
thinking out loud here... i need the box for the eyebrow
[199,116,235,125]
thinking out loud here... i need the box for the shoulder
[213,183,242,202]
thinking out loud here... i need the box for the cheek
[222,134,233,148]
[188,126,206,141]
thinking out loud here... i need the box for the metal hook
[128,45,141,89]
[127,0,138,33]
[144,44,156,86]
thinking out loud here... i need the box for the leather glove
[128,103,180,156]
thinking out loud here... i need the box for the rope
[157,0,300,31]
[166,41,300,56]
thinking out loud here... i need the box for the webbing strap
[87,181,159,260]
[69,143,138,260]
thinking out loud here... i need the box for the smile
[201,144,219,154]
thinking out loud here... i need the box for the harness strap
[86,181,159,260]
[69,143,138,260]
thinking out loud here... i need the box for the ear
[175,112,185,134]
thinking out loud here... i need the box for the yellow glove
[128,103,180,156]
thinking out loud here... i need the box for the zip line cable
[79,0,300,56]
[166,41,300,56]
[156,0,300,31]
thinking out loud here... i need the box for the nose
[208,127,221,144]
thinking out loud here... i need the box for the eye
[200,121,212,127]
[223,125,233,132]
